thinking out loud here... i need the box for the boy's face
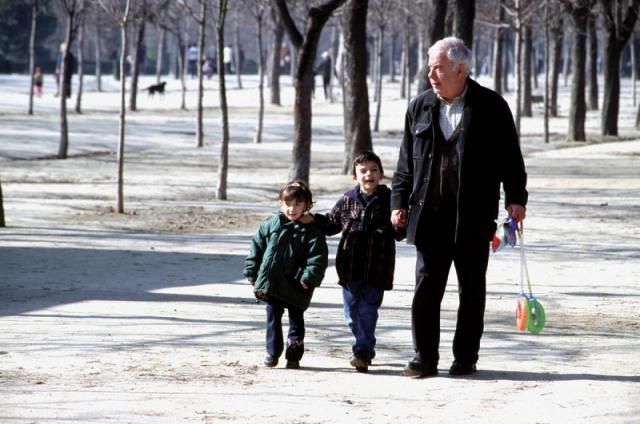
[353,160,383,194]
[280,199,307,222]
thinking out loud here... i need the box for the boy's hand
[301,282,310,290]
[391,209,407,229]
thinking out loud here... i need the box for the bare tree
[269,7,285,105]
[98,0,133,213]
[586,12,598,110]
[179,0,209,148]
[492,0,506,95]
[454,0,475,47]
[600,0,640,136]
[341,0,372,174]
[216,0,231,200]
[233,7,244,89]
[94,9,105,92]
[243,0,269,143]
[560,0,596,142]
[127,0,152,112]
[415,0,447,93]
[370,0,395,133]
[272,0,348,184]
[28,0,40,116]
[57,0,78,159]
[74,4,85,114]
[549,7,563,117]
[0,174,5,228]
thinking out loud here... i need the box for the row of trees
[1,0,639,227]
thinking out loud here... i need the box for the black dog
[145,81,166,97]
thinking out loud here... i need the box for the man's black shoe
[402,358,438,378]
[449,361,477,376]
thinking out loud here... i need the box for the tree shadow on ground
[0,245,247,316]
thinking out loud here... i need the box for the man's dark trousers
[412,210,489,368]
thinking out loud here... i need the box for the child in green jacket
[244,181,328,369]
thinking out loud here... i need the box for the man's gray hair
[428,37,472,77]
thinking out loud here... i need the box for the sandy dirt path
[1,74,639,423]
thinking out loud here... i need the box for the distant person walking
[223,45,233,74]
[314,50,333,100]
[33,67,43,97]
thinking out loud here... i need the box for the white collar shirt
[438,85,467,140]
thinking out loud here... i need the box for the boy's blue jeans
[266,301,305,361]
[342,281,384,361]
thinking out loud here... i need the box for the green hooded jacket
[244,212,328,310]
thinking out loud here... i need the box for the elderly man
[391,37,528,378]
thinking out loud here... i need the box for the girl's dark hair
[352,150,384,177]
[279,180,314,210]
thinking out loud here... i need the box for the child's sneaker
[285,360,300,369]
[350,356,368,373]
[264,354,278,367]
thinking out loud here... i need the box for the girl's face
[280,198,307,222]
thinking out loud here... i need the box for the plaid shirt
[316,184,396,290]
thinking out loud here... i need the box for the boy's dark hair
[352,150,384,177]
[279,180,314,210]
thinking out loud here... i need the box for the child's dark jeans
[266,300,305,361]
[342,280,384,361]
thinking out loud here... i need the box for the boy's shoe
[264,354,278,367]
[350,356,369,373]
[402,357,438,378]
[285,360,300,369]
[448,361,477,376]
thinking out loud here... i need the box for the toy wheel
[515,296,529,331]
[527,298,546,333]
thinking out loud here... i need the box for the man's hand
[507,204,526,223]
[391,209,407,229]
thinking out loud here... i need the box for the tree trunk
[544,2,550,144]
[216,0,230,200]
[341,0,372,174]
[568,10,588,142]
[196,2,207,148]
[513,0,522,133]
[58,12,74,159]
[389,32,397,82]
[274,0,348,183]
[95,21,103,92]
[587,13,598,111]
[28,0,37,116]
[0,174,5,227]
[128,18,145,112]
[492,0,504,95]
[521,24,532,118]
[373,26,384,132]
[234,9,243,89]
[416,0,447,93]
[255,10,265,144]
[454,0,475,48]
[156,28,165,83]
[75,21,84,114]
[600,0,640,136]
[269,9,284,105]
[116,20,128,214]
[601,37,623,136]
[550,15,563,117]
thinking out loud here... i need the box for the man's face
[428,51,466,102]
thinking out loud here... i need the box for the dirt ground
[1,73,639,423]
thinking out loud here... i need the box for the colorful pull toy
[493,217,546,334]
